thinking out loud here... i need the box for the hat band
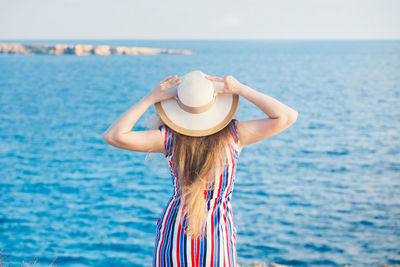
[177,96,216,114]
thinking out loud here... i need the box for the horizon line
[0,38,400,42]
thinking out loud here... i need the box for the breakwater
[0,42,193,55]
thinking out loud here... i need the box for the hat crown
[155,69,239,136]
[177,70,214,107]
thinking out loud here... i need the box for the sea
[0,40,399,267]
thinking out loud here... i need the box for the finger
[214,90,222,96]
[167,81,181,89]
[205,75,224,82]
[167,77,181,84]
[161,75,173,82]
[166,76,179,82]
[213,90,222,97]
[173,80,182,88]
[163,79,181,91]
[214,89,231,96]
[160,77,176,86]
[169,77,182,85]
[165,92,178,100]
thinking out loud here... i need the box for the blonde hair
[171,120,235,239]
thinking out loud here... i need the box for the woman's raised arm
[205,75,298,151]
[102,75,181,154]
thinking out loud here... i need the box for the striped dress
[153,119,241,267]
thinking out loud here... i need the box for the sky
[0,0,399,40]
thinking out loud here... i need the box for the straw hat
[155,70,239,137]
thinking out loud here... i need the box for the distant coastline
[0,42,193,55]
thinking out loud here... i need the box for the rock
[93,45,111,55]
[24,44,52,54]
[0,42,193,56]
[167,48,193,55]
[111,46,129,55]
[112,46,140,55]
[0,42,29,54]
[50,44,68,55]
[237,263,272,267]
[63,44,76,54]
[269,263,291,267]
[74,44,94,55]
[47,44,74,55]
[248,263,267,267]
[379,265,400,267]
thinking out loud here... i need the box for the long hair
[171,120,235,239]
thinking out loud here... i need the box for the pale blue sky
[1,0,399,39]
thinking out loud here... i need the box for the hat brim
[155,93,239,137]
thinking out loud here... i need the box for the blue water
[0,40,399,267]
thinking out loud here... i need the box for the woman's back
[103,71,297,267]
[153,119,240,267]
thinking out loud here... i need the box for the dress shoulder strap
[158,124,173,157]
[230,119,239,143]
[229,119,241,154]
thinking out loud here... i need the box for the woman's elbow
[289,111,298,123]
[103,131,118,146]
[284,110,298,125]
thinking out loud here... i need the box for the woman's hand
[205,75,244,96]
[147,75,181,104]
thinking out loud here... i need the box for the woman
[103,70,298,267]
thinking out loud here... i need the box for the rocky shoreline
[0,42,193,55]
